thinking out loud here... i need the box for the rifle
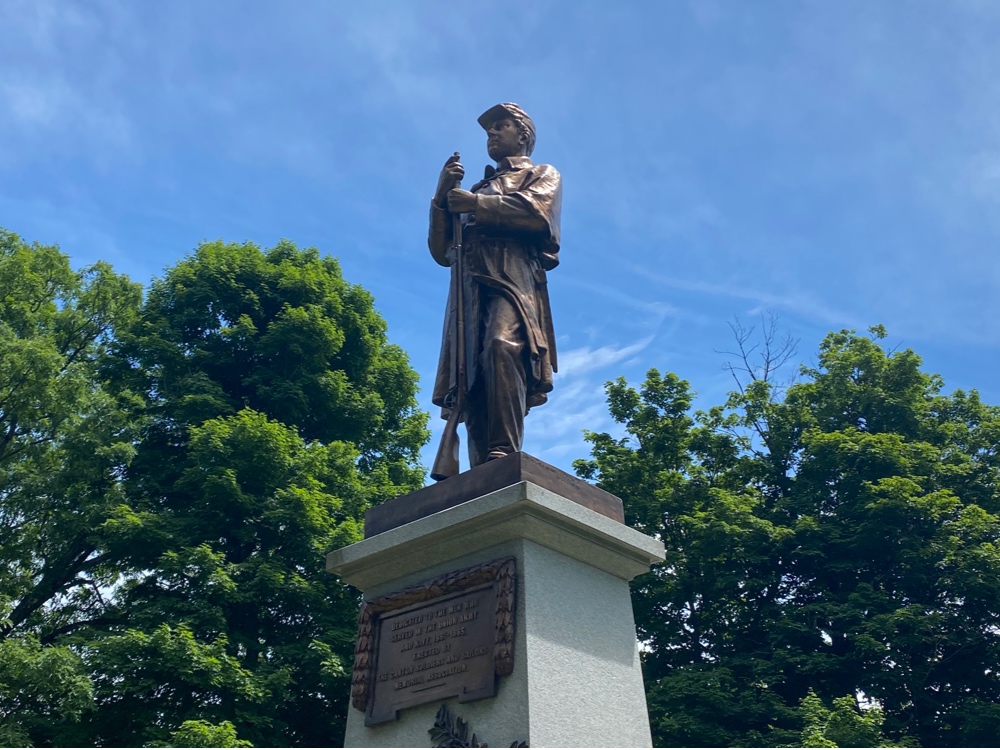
[430,166,466,481]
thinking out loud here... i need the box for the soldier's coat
[429,155,562,419]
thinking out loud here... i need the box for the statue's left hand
[447,189,478,214]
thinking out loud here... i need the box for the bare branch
[716,311,799,394]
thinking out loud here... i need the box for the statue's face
[486,118,524,161]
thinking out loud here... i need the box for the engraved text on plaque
[369,584,497,724]
[349,557,516,726]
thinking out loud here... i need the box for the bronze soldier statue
[429,103,562,480]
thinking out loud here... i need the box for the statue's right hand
[434,152,464,208]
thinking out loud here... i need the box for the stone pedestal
[326,453,664,748]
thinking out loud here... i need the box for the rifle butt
[430,412,461,481]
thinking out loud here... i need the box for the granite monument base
[326,453,665,748]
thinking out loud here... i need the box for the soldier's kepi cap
[478,102,536,155]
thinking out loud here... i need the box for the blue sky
[3,0,1000,477]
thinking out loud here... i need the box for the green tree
[577,325,1000,747]
[0,635,93,747]
[81,623,264,747]
[166,719,252,748]
[1,233,427,746]
[0,229,142,642]
[795,690,904,748]
[0,229,142,746]
[77,239,428,746]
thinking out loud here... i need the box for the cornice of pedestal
[326,480,665,591]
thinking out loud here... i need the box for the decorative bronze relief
[429,703,528,748]
[350,557,516,725]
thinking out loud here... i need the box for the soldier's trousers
[465,290,527,468]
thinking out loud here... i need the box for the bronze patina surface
[351,558,516,725]
[429,103,562,479]
[364,451,624,538]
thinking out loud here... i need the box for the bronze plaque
[349,557,516,726]
[369,584,497,724]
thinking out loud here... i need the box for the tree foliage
[0,229,141,747]
[165,719,252,748]
[0,229,143,643]
[1,233,428,746]
[577,323,1000,747]
[796,690,900,748]
[0,636,93,747]
[86,239,428,746]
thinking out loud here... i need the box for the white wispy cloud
[626,262,866,331]
[556,335,656,380]
[0,0,136,161]
[524,380,616,466]
[558,275,679,319]
[522,331,662,467]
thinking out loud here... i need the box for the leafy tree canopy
[0,228,143,642]
[86,239,429,746]
[0,229,141,747]
[577,323,1000,747]
[1,233,428,747]
[165,719,252,748]
[0,636,93,747]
